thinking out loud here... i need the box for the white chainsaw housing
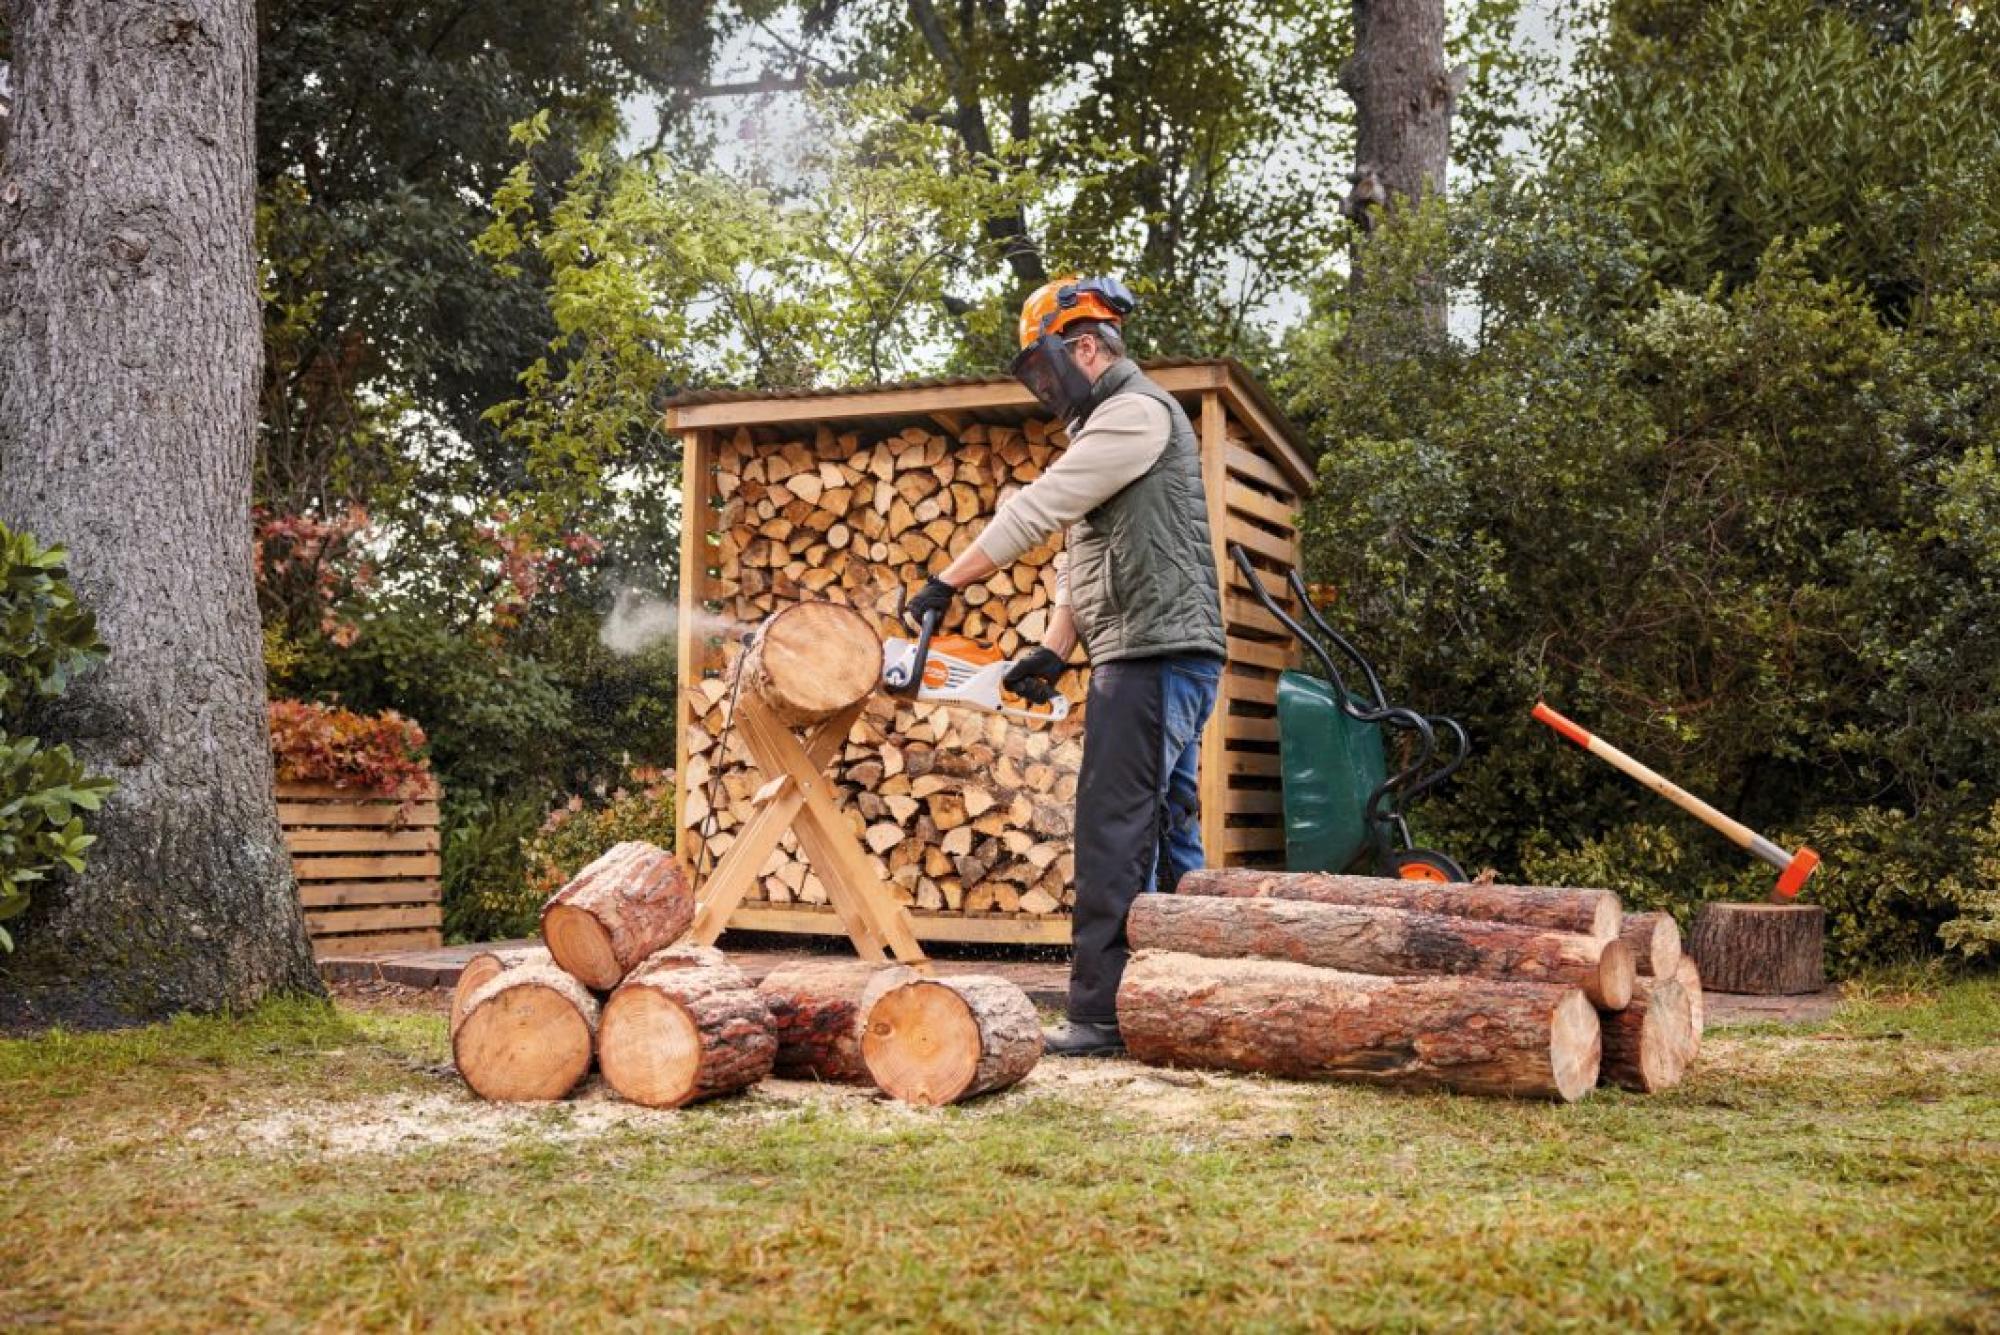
[881,638,1070,724]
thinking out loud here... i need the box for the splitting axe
[1532,701,1820,902]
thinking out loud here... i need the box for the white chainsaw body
[881,637,1070,725]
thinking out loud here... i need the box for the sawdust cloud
[598,586,756,657]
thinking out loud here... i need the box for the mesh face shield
[1010,332,1095,423]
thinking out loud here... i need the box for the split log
[1177,868,1621,941]
[453,967,599,1102]
[540,841,696,990]
[598,961,777,1108]
[449,945,551,1037]
[1675,955,1705,1059]
[1116,951,1600,1103]
[860,971,1041,1106]
[757,959,895,1082]
[1690,902,1825,995]
[738,600,881,728]
[1598,975,1694,1092]
[1129,893,1635,1010]
[1620,910,1683,977]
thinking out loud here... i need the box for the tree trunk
[1117,951,1601,1103]
[738,600,881,729]
[1130,893,1635,1010]
[1340,0,1464,333]
[0,0,322,1027]
[598,959,776,1108]
[1620,911,1683,978]
[453,966,599,1102]
[539,841,696,990]
[1178,868,1621,940]
[1597,975,1695,1093]
[860,970,1041,1106]
[758,959,896,1083]
[1690,903,1825,995]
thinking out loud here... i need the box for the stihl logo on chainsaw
[882,632,1069,724]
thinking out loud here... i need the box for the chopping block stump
[1690,902,1825,995]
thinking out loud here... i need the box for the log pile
[1119,869,1709,1100]
[452,841,1040,1106]
[682,423,1088,922]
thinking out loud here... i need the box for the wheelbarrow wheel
[1391,849,1466,883]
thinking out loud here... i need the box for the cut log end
[1550,989,1604,1105]
[1621,911,1684,978]
[1591,938,1637,1012]
[541,902,621,991]
[598,964,776,1108]
[598,989,705,1107]
[742,600,882,727]
[861,974,1040,1106]
[453,969,597,1102]
[1600,977,1694,1093]
[1676,955,1705,1059]
[449,945,551,1037]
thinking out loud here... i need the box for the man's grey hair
[1073,320,1126,360]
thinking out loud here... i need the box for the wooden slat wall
[278,781,443,958]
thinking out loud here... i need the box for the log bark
[739,600,881,728]
[0,0,323,1026]
[1620,911,1683,977]
[1690,903,1825,995]
[1177,869,1621,941]
[1598,976,1694,1093]
[758,959,896,1083]
[450,946,552,1037]
[598,960,775,1108]
[540,842,696,990]
[860,971,1041,1106]
[453,967,599,1102]
[1117,951,1600,1103]
[1130,893,1635,1010]
[1675,955,1705,1060]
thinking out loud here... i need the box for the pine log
[739,600,881,728]
[1117,951,1600,1103]
[1129,893,1635,1010]
[860,971,1041,1106]
[453,967,599,1102]
[1177,868,1621,941]
[1675,955,1705,1059]
[1620,911,1683,977]
[598,962,777,1108]
[450,945,551,1037]
[757,959,896,1083]
[1598,976,1694,1092]
[1690,902,1825,995]
[540,841,696,990]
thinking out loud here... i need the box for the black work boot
[1043,1020,1124,1057]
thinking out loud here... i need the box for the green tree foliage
[0,525,113,949]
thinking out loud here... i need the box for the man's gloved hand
[1004,646,1068,704]
[903,576,959,632]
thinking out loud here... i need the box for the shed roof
[662,357,1314,493]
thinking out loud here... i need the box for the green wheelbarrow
[1229,544,1471,882]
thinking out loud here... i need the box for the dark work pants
[1067,653,1221,1024]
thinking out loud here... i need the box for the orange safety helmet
[1016,275,1137,349]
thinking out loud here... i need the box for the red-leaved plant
[268,700,432,798]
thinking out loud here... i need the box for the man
[905,276,1225,1056]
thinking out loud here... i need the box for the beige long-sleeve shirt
[971,392,1173,610]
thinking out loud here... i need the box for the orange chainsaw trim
[919,635,1005,689]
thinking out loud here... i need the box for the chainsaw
[882,602,1070,725]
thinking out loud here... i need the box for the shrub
[267,699,432,797]
[0,524,114,949]
[523,768,677,898]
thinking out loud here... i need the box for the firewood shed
[664,358,1316,946]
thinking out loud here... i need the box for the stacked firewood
[683,420,1088,918]
[449,842,1040,1107]
[1117,871,1705,1103]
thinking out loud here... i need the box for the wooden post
[675,428,713,872]
[1198,391,1231,868]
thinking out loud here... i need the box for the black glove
[903,576,959,632]
[1004,646,1068,704]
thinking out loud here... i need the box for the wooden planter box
[664,358,1314,946]
[277,780,443,958]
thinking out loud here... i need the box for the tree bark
[860,970,1041,1106]
[1597,975,1694,1093]
[598,959,776,1108]
[1690,903,1825,995]
[738,600,880,729]
[0,0,322,1027]
[539,841,695,991]
[1339,0,1464,332]
[449,945,552,1037]
[757,959,896,1083]
[1130,893,1635,1010]
[1178,868,1622,941]
[1117,951,1601,1103]
[453,966,599,1102]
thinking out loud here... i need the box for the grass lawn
[3,976,1996,1331]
